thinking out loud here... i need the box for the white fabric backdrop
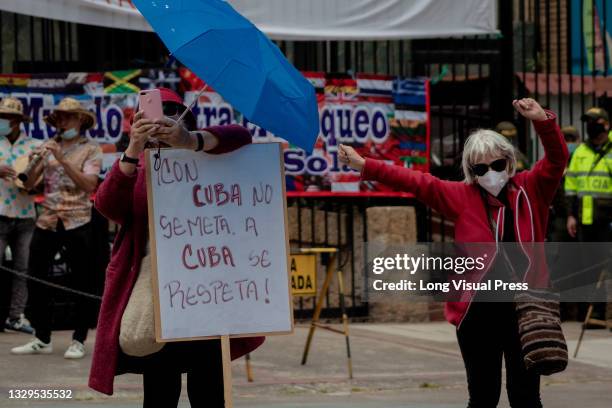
[0,0,498,39]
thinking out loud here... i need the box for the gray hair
[461,129,517,184]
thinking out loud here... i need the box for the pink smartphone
[138,89,163,121]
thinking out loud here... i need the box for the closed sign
[290,255,316,296]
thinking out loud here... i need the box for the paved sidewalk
[0,322,611,407]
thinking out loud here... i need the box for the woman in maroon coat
[89,88,264,406]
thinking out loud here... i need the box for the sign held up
[145,143,293,341]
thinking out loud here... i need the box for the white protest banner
[145,143,293,341]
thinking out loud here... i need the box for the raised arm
[339,145,466,220]
[152,115,252,155]
[362,159,466,220]
[98,111,159,224]
[513,99,569,204]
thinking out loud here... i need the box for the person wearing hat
[11,97,102,359]
[87,88,264,406]
[0,97,41,335]
[561,125,580,157]
[495,121,530,170]
[565,107,611,327]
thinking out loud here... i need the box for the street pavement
[1,322,611,407]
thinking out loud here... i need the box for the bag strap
[479,188,496,238]
[587,141,612,177]
[478,188,523,283]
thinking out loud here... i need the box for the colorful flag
[103,69,142,94]
[303,71,325,94]
[178,67,206,92]
[139,69,181,91]
[325,74,358,104]
[357,73,393,103]
[393,78,426,106]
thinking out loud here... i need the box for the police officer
[565,107,611,326]
[495,121,530,170]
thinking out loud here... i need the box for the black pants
[457,302,542,408]
[142,342,224,408]
[28,222,95,344]
[577,222,612,320]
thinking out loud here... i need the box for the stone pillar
[366,206,433,322]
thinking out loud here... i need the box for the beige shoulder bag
[119,251,165,357]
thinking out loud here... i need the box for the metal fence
[287,196,428,319]
[0,11,166,73]
[1,0,609,317]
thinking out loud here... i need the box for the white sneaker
[10,338,53,355]
[64,340,85,359]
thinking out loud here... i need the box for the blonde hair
[462,129,517,184]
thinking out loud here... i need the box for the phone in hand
[138,89,163,121]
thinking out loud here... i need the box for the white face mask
[0,119,12,136]
[61,128,79,140]
[477,169,509,196]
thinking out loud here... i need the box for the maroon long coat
[89,125,265,395]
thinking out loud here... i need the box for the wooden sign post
[145,143,293,407]
[574,270,612,357]
[299,247,353,379]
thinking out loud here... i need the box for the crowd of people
[0,90,610,407]
[0,95,102,359]
[0,89,263,406]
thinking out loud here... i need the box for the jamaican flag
[104,69,142,94]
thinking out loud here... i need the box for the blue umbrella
[133,0,319,151]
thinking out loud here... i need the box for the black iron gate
[1,0,609,319]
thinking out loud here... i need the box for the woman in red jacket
[89,88,264,407]
[340,98,569,408]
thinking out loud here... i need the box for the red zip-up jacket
[361,111,569,327]
[89,125,264,395]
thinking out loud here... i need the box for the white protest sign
[145,143,293,341]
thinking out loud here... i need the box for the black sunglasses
[162,103,186,117]
[471,158,507,177]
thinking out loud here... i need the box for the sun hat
[0,97,32,122]
[44,97,96,130]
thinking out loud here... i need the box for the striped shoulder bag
[514,289,568,375]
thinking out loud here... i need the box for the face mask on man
[586,121,606,140]
[477,169,509,197]
[61,128,79,140]
[0,119,12,136]
[567,143,577,154]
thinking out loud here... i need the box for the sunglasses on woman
[162,103,186,117]
[471,158,507,177]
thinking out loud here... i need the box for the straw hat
[0,97,32,122]
[44,97,96,130]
